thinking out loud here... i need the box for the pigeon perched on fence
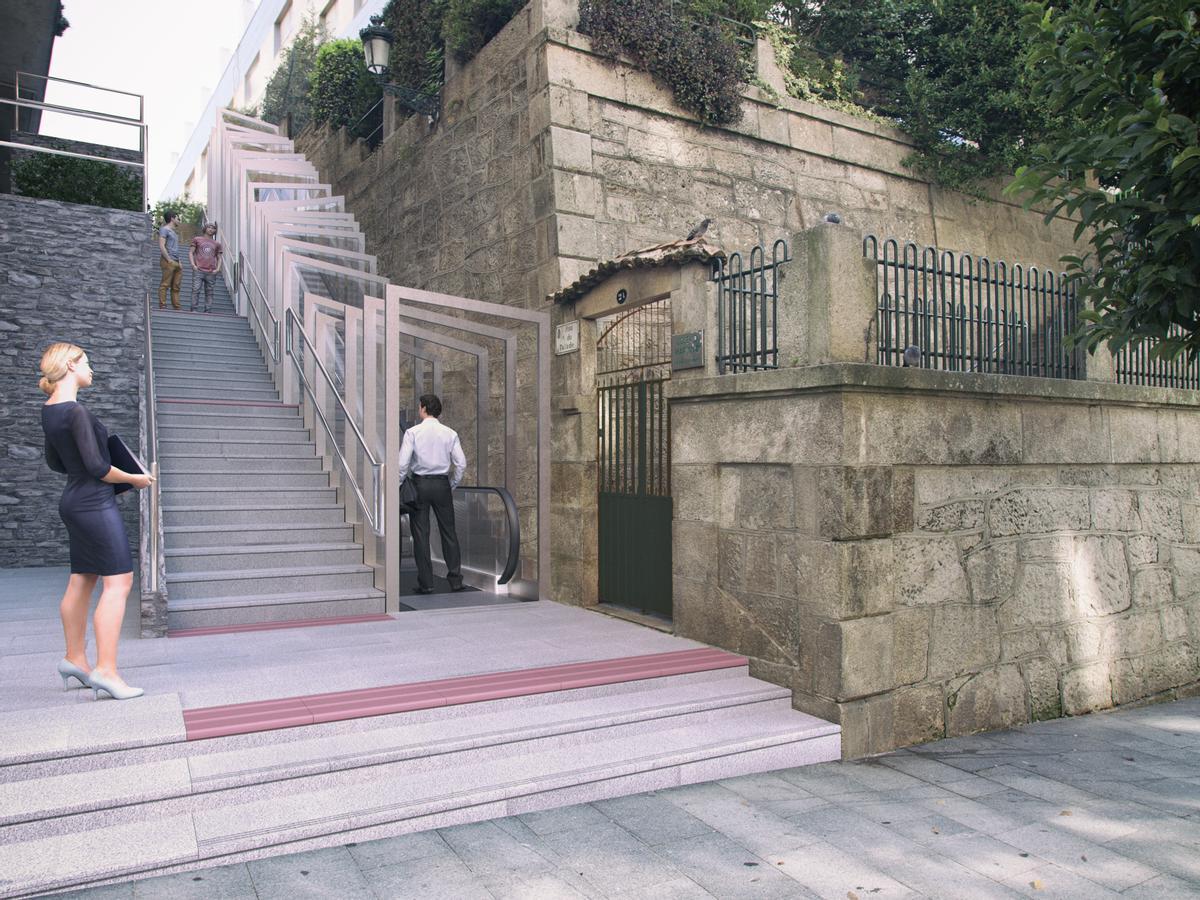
[686,218,712,241]
[903,345,922,367]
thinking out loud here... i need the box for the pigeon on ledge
[686,218,712,241]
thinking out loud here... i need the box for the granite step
[156,400,296,416]
[164,522,354,547]
[166,563,377,600]
[160,487,337,507]
[162,504,347,528]
[165,542,362,574]
[156,387,280,402]
[158,456,324,473]
[161,472,330,492]
[159,422,309,441]
[165,585,385,628]
[158,439,318,458]
[0,688,837,897]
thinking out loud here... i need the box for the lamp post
[359,15,440,126]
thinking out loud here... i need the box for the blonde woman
[39,343,154,700]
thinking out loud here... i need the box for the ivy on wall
[11,154,141,212]
[579,0,752,127]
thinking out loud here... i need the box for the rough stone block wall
[0,194,153,568]
[670,365,1200,757]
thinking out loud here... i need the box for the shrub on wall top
[152,196,205,229]
[580,0,748,127]
[309,39,382,131]
[11,154,142,212]
[382,0,447,92]
[442,0,527,62]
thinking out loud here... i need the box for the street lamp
[359,16,393,77]
[358,14,441,126]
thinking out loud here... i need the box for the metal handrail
[16,71,146,120]
[284,308,383,534]
[240,254,280,360]
[142,292,163,593]
[454,486,521,585]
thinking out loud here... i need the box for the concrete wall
[667,225,1200,757]
[0,194,153,568]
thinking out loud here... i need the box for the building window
[354,0,366,12]
[243,53,260,105]
[185,174,194,195]
[319,0,338,33]
[274,1,294,54]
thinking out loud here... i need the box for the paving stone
[998,862,1122,898]
[1120,873,1200,899]
[772,840,918,897]
[994,822,1160,891]
[129,863,256,898]
[592,792,714,846]
[654,831,819,900]
[360,851,494,900]
[537,820,685,895]
[344,830,450,870]
[661,782,818,856]
[246,846,375,899]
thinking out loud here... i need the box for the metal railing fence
[864,236,1084,379]
[2,72,148,214]
[140,292,164,594]
[238,251,280,361]
[284,307,384,535]
[1115,331,1200,389]
[712,239,790,374]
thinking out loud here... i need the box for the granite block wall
[0,194,153,568]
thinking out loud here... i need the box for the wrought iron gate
[596,299,672,617]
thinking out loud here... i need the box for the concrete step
[164,522,354,548]
[158,439,316,458]
[156,401,296,417]
[0,685,837,896]
[155,381,278,399]
[153,345,267,363]
[166,588,385,629]
[166,563,377,600]
[160,487,337,507]
[152,334,262,351]
[156,387,280,402]
[154,361,270,379]
[157,409,300,428]
[158,456,323,473]
[158,423,308,442]
[162,503,347,527]
[161,471,329,490]
[165,542,363,574]
[155,368,275,386]
[151,319,249,336]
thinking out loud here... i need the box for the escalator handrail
[455,485,520,585]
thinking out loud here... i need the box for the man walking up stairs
[151,254,384,631]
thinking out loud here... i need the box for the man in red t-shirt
[188,222,223,313]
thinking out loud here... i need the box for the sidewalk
[55,695,1199,899]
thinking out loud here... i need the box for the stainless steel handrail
[285,308,383,534]
[16,71,146,120]
[242,257,280,361]
[142,292,163,593]
[3,72,149,217]
[454,486,521,585]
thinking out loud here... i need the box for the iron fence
[1115,332,1200,389]
[712,239,790,374]
[864,236,1083,379]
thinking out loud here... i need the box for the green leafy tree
[262,16,327,134]
[382,0,447,91]
[442,0,527,62]
[308,39,382,131]
[1008,0,1200,358]
[152,196,206,229]
[11,154,141,211]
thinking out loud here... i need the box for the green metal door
[596,301,672,618]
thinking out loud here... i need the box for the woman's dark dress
[41,401,132,576]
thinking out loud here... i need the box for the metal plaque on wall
[555,320,580,355]
[671,331,704,371]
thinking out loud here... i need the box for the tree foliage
[1008,0,1200,357]
[771,0,1055,193]
[11,154,141,211]
[382,0,447,92]
[580,0,748,126]
[152,196,206,229]
[262,16,327,134]
[309,39,382,131]
[443,0,527,62]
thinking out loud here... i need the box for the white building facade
[162,0,386,203]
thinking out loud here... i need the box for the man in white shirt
[397,394,467,594]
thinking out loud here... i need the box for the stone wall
[667,225,1200,757]
[0,194,153,568]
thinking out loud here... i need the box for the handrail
[239,253,280,360]
[16,71,146,117]
[142,292,163,594]
[454,486,521,585]
[284,308,383,534]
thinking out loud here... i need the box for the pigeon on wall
[686,218,712,241]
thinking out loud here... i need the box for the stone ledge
[667,363,1200,409]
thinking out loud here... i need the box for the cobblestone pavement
[56,696,1199,900]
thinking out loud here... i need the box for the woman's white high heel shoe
[57,659,90,691]
[88,672,144,701]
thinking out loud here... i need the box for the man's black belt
[412,473,449,480]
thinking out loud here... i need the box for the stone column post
[779,222,877,367]
[1086,343,1117,382]
[670,260,720,380]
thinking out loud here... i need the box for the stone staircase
[152,254,384,630]
[0,657,839,897]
